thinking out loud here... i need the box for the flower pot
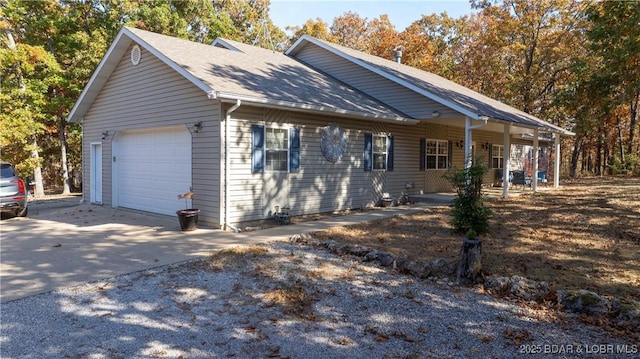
[381,198,395,207]
[176,209,200,231]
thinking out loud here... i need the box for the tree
[287,17,334,44]
[461,0,580,123]
[363,15,400,60]
[400,13,465,79]
[2,0,286,195]
[0,38,61,193]
[585,0,640,169]
[444,161,490,284]
[330,11,367,51]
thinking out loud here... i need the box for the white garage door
[116,127,192,216]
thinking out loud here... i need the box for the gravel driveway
[1,240,631,358]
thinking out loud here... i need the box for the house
[67,27,574,230]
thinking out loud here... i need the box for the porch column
[533,129,539,192]
[502,123,511,197]
[464,117,472,168]
[465,116,488,169]
[554,135,561,188]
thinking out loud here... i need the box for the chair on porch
[511,170,527,189]
[536,170,548,186]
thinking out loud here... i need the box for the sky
[269,0,476,32]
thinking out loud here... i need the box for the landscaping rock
[363,249,381,262]
[337,244,371,257]
[395,257,456,279]
[378,253,395,267]
[611,298,640,329]
[322,240,339,252]
[484,276,510,294]
[427,258,456,278]
[508,276,550,302]
[363,250,395,267]
[484,276,550,301]
[559,290,610,316]
[289,233,318,245]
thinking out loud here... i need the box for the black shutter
[251,125,264,173]
[386,136,394,171]
[419,138,426,171]
[289,127,300,173]
[364,133,372,171]
[447,140,453,168]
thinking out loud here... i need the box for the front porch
[408,184,555,205]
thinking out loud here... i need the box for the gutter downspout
[464,116,489,168]
[225,99,242,233]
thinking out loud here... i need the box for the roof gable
[68,27,413,124]
[287,35,573,135]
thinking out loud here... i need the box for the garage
[115,127,192,216]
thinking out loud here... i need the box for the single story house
[67,27,574,230]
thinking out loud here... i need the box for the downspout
[225,99,242,233]
[464,116,489,168]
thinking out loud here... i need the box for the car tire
[17,206,28,217]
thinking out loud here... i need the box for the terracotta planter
[176,209,200,231]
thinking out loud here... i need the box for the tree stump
[456,237,483,285]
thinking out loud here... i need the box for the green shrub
[444,161,491,236]
[611,153,640,176]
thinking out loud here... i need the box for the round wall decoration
[321,123,347,163]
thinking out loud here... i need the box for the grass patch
[206,245,270,271]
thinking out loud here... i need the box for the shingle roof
[287,35,573,136]
[68,27,412,123]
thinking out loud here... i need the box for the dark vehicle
[0,162,28,217]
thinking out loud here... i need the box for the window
[373,135,388,170]
[251,125,300,173]
[265,128,289,171]
[492,144,504,168]
[425,139,448,169]
[364,133,393,171]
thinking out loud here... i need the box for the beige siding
[224,106,530,223]
[225,106,435,223]
[81,43,222,226]
[294,45,457,119]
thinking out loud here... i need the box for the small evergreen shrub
[444,161,491,236]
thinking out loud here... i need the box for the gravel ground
[1,241,634,359]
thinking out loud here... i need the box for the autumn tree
[584,0,640,174]
[400,13,464,78]
[330,11,368,51]
[363,15,400,60]
[287,17,334,44]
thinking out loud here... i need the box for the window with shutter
[252,126,300,173]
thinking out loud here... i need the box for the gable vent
[131,45,141,65]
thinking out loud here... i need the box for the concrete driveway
[1,195,440,303]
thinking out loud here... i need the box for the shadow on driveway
[1,199,237,303]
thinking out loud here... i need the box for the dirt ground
[311,176,640,301]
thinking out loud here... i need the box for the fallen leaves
[503,328,532,346]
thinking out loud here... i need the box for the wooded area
[1,0,638,195]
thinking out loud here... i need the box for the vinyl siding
[225,106,431,223]
[81,43,222,226]
[293,44,457,119]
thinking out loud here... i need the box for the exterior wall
[224,105,530,224]
[225,105,435,223]
[293,44,457,119]
[81,43,222,225]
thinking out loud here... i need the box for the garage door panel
[117,127,191,216]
